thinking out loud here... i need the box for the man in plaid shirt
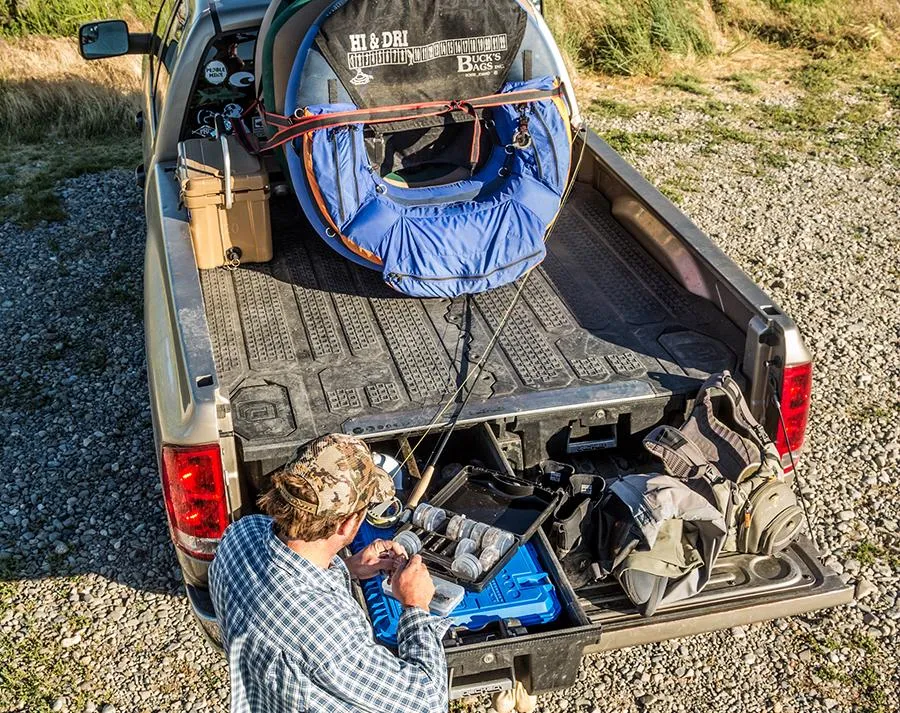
[210,433,450,712]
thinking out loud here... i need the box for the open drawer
[356,423,603,697]
[357,422,851,698]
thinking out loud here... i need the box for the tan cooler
[177,137,272,269]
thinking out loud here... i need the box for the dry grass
[0,36,141,142]
[546,0,718,75]
[716,0,900,53]
[546,0,899,78]
[0,37,141,225]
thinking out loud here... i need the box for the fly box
[177,137,272,269]
[395,467,562,592]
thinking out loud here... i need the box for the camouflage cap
[277,433,394,518]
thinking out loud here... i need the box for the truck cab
[79,0,851,699]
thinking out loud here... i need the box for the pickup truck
[80,0,852,700]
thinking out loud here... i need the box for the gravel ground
[1,90,898,712]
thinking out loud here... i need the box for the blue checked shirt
[209,515,451,713]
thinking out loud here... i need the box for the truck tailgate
[581,538,852,652]
[200,182,743,461]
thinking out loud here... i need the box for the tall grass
[1,0,156,37]
[547,0,716,75]
[546,0,899,75]
[0,36,142,223]
[0,37,141,141]
[715,0,899,52]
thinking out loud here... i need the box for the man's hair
[259,470,357,541]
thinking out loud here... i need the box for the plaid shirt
[209,516,451,712]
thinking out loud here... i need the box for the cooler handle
[214,114,233,210]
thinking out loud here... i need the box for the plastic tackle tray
[351,522,561,648]
[396,466,562,591]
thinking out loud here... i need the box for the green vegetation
[547,0,714,75]
[706,122,757,144]
[851,540,900,570]
[0,140,140,226]
[659,172,700,202]
[725,72,759,94]
[816,661,888,713]
[802,628,892,713]
[0,0,156,37]
[662,71,711,95]
[709,0,897,53]
[589,97,642,118]
[547,0,898,77]
[0,75,140,142]
[0,613,104,712]
[603,128,674,155]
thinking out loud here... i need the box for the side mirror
[79,20,131,59]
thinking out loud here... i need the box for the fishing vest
[643,371,804,555]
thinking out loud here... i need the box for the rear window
[182,30,259,141]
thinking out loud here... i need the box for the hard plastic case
[351,522,562,647]
[177,137,272,269]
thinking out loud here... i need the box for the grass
[659,172,700,202]
[0,37,141,142]
[0,612,103,712]
[0,0,156,38]
[603,128,674,154]
[816,662,889,713]
[725,72,759,94]
[0,139,141,226]
[589,97,642,118]
[546,0,898,77]
[851,541,900,570]
[705,121,758,144]
[0,35,141,225]
[662,71,711,94]
[709,0,899,54]
[546,0,715,75]
[801,627,892,713]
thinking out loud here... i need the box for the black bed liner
[200,182,743,460]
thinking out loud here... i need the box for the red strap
[256,85,562,155]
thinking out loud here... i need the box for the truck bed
[200,181,744,460]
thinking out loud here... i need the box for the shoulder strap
[643,425,716,481]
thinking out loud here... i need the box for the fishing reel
[367,496,403,528]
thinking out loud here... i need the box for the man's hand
[344,538,407,580]
[392,554,435,611]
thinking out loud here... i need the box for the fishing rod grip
[406,464,436,509]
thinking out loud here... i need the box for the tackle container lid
[429,466,561,542]
[177,137,269,196]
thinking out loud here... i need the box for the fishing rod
[406,297,480,508]
[403,130,588,510]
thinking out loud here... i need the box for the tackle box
[351,521,562,648]
[394,466,561,591]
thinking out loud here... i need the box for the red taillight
[775,362,812,470]
[161,444,228,560]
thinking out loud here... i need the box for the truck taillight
[161,444,228,560]
[775,362,812,471]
